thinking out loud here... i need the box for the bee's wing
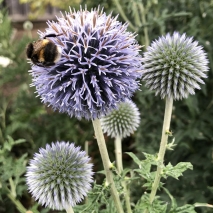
[33,40,44,54]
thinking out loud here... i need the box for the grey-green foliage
[125,152,194,212]
[74,183,118,213]
[0,136,27,194]
[72,150,193,212]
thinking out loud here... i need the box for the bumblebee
[26,33,62,67]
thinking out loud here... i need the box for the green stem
[115,136,132,213]
[1,100,7,130]
[0,128,3,144]
[0,99,7,143]
[138,3,149,49]
[92,119,124,213]
[7,192,27,213]
[66,206,74,213]
[132,1,142,27]
[194,203,213,208]
[115,136,123,173]
[9,178,16,198]
[207,99,213,109]
[2,179,26,213]
[85,140,89,156]
[149,97,173,204]
[113,0,136,31]
[122,181,132,213]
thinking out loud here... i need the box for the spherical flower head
[29,6,143,120]
[100,99,140,138]
[142,32,209,100]
[26,141,93,210]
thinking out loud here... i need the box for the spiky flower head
[142,32,209,100]
[101,99,140,138]
[26,141,93,210]
[29,6,143,120]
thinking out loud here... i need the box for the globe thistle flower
[29,6,143,120]
[101,99,140,138]
[26,141,93,210]
[142,32,209,100]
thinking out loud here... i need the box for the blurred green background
[0,0,213,212]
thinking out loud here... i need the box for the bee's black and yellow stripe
[39,40,58,63]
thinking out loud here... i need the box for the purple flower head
[142,32,209,100]
[29,6,143,120]
[26,141,93,210]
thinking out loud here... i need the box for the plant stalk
[149,97,173,204]
[115,136,132,213]
[194,203,213,208]
[113,0,136,31]
[92,118,124,213]
[66,206,74,213]
[9,178,16,198]
[115,136,123,173]
[7,192,27,213]
[122,181,132,213]
[138,2,149,49]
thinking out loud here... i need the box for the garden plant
[1,1,213,213]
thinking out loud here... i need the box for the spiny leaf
[162,162,193,179]
[134,193,167,213]
[126,152,142,166]
[169,204,196,213]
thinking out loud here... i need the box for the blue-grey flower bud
[142,32,209,100]
[101,99,140,138]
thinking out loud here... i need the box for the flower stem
[66,206,74,213]
[122,182,132,213]
[138,3,149,49]
[4,178,26,213]
[115,136,123,173]
[92,119,124,213]
[6,191,27,213]
[194,203,213,208]
[149,97,173,204]
[113,0,136,31]
[9,178,16,198]
[115,136,132,213]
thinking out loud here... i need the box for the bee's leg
[43,61,56,67]
[35,63,45,67]
[44,33,63,39]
